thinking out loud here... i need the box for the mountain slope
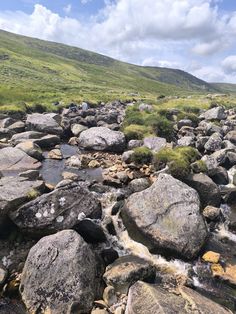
[212,83,236,95]
[0,30,219,106]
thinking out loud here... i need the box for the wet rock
[184,173,221,208]
[20,230,103,314]
[111,200,125,215]
[0,147,41,173]
[199,106,226,121]
[16,141,43,161]
[129,178,150,193]
[121,174,208,259]
[26,113,63,135]
[103,255,156,294]
[211,263,236,287]
[10,181,101,235]
[101,249,119,267]
[143,136,167,153]
[78,127,126,153]
[125,281,230,314]
[74,218,107,243]
[19,170,40,181]
[71,123,88,136]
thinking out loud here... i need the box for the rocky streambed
[0,101,236,313]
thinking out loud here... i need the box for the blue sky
[0,0,236,83]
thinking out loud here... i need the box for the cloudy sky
[0,0,236,83]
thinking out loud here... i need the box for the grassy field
[0,30,225,112]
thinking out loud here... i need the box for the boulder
[177,136,195,147]
[103,255,156,294]
[204,132,222,152]
[184,173,221,208]
[208,166,229,185]
[78,127,126,152]
[8,121,25,133]
[20,230,103,314]
[71,123,88,136]
[125,281,231,314]
[16,141,43,161]
[143,136,167,153]
[0,147,41,174]
[11,131,45,145]
[121,174,208,259]
[0,176,44,231]
[26,113,63,135]
[225,130,236,145]
[199,106,226,120]
[10,181,101,235]
[129,178,150,193]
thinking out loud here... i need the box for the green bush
[149,116,174,141]
[125,112,145,125]
[154,146,200,178]
[131,147,153,164]
[177,111,199,126]
[123,124,150,140]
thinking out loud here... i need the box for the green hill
[0,30,220,109]
[212,83,236,95]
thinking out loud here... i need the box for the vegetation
[131,147,153,164]
[123,124,151,140]
[154,146,200,178]
[0,30,223,112]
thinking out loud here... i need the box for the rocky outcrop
[121,174,208,259]
[20,230,103,314]
[125,281,232,314]
[10,181,101,235]
[78,127,126,152]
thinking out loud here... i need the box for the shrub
[154,146,200,178]
[123,124,150,140]
[125,112,145,125]
[131,147,153,164]
[149,115,174,141]
[177,111,199,126]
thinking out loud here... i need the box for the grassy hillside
[0,30,220,111]
[212,83,236,95]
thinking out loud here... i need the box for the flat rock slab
[125,281,231,314]
[122,174,208,259]
[0,147,41,175]
[10,181,101,235]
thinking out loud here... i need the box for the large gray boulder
[10,181,101,235]
[225,130,236,145]
[199,106,226,120]
[78,127,126,152]
[26,113,63,135]
[121,174,208,259]
[20,230,103,314]
[0,176,44,231]
[0,147,41,174]
[125,281,231,314]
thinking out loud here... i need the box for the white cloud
[63,4,72,15]
[0,1,236,83]
[222,55,236,74]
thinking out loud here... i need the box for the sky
[0,0,236,83]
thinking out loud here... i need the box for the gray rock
[199,106,226,120]
[122,150,134,164]
[225,130,236,145]
[103,255,156,294]
[20,230,103,314]
[0,298,26,314]
[121,174,208,259]
[184,173,221,208]
[0,147,41,174]
[143,136,167,153]
[10,181,101,235]
[195,136,209,150]
[128,140,143,150]
[203,205,221,221]
[16,141,43,161]
[8,121,25,133]
[177,136,195,147]
[11,131,45,145]
[71,123,88,136]
[33,134,60,149]
[129,178,150,193]
[19,170,40,181]
[26,113,63,135]
[177,119,193,129]
[208,166,229,185]
[125,281,231,314]
[204,132,222,152]
[79,127,126,152]
[0,128,14,140]
[0,176,44,230]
